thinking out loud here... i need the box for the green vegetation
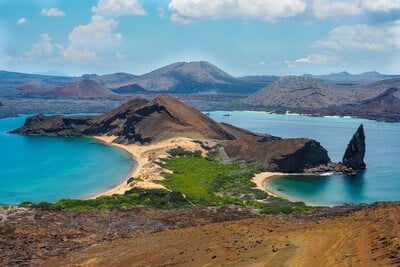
[19,147,311,215]
[159,150,310,215]
[19,188,191,211]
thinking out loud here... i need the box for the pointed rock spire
[342,124,366,170]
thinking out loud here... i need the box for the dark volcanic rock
[342,124,366,170]
[12,114,92,137]
[13,95,332,172]
[223,138,330,173]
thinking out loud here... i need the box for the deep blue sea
[0,115,134,205]
[209,111,400,206]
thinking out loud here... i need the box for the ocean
[0,115,135,205]
[209,111,400,206]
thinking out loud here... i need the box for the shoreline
[90,136,210,199]
[89,136,329,207]
[253,172,328,207]
[252,172,286,198]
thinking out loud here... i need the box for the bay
[209,111,400,206]
[0,115,134,205]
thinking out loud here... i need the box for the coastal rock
[223,138,331,173]
[13,95,332,173]
[342,124,366,170]
[12,114,92,137]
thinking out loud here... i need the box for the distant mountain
[92,73,137,88]
[113,61,262,94]
[50,79,115,99]
[112,84,149,94]
[329,71,352,76]
[18,81,55,94]
[246,76,400,121]
[315,71,400,86]
[246,76,357,109]
[318,87,400,122]
[237,75,279,88]
[0,70,76,97]
[358,71,383,77]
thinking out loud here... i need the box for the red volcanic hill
[50,79,114,99]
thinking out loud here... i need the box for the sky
[0,0,399,77]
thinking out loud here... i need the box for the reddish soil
[1,203,399,266]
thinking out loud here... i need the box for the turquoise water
[209,111,400,206]
[0,115,135,205]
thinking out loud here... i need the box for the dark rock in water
[342,124,366,171]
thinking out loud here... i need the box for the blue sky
[0,0,399,76]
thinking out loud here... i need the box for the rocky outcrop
[13,95,332,173]
[342,124,366,170]
[223,138,330,173]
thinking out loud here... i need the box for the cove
[0,115,135,205]
[209,111,400,206]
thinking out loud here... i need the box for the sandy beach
[93,135,287,199]
[91,136,213,198]
[252,172,286,197]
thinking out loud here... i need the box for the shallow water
[209,111,400,206]
[0,115,135,205]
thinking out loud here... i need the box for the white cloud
[295,54,336,64]
[312,1,362,18]
[317,23,400,51]
[92,0,146,17]
[312,0,400,18]
[64,15,121,63]
[26,34,57,58]
[62,47,101,64]
[361,0,400,12]
[169,0,307,23]
[17,18,27,25]
[41,8,66,17]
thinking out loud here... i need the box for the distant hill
[0,70,76,97]
[246,76,400,121]
[2,65,400,99]
[317,87,400,122]
[315,71,400,86]
[246,76,357,109]
[92,73,137,88]
[18,81,55,94]
[112,84,149,94]
[113,61,262,94]
[50,79,115,99]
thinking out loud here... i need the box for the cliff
[13,95,331,173]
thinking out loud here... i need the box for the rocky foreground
[1,203,399,266]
